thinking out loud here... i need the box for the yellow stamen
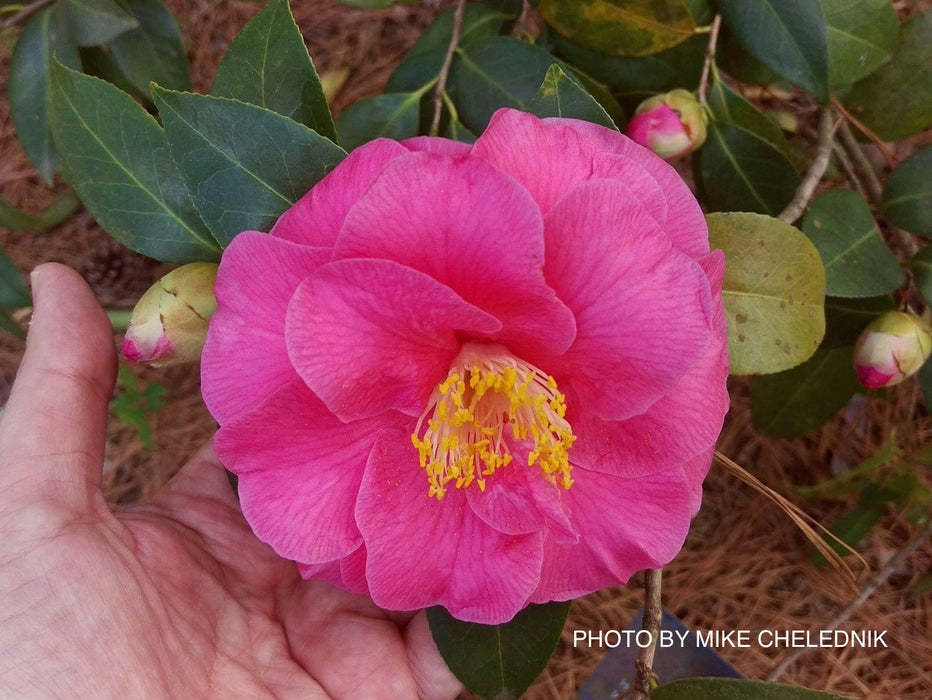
[411,343,576,499]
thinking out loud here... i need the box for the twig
[832,142,869,201]
[767,516,932,682]
[429,0,467,136]
[630,569,663,699]
[836,117,884,203]
[0,0,51,30]
[778,108,836,223]
[832,97,896,168]
[696,14,723,104]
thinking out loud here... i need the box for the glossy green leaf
[801,188,903,298]
[8,7,81,184]
[336,92,424,151]
[883,146,932,236]
[387,4,506,92]
[212,0,334,140]
[444,114,477,143]
[697,122,801,216]
[526,64,616,129]
[62,0,139,46]
[0,191,79,233]
[553,32,706,100]
[751,346,860,438]
[50,62,219,263]
[107,0,191,93]
[821,0,897,87]
[708,212,825,376]
[908,246,932,307]
[428,602,570,700]
[566,68,627,129]
[652,678,849,700]
[823,295,894,347]
[707,79,790,156]
[845,12,932,141]
[718,0,829,102]
[153,88,346,246]
[79,45,142,97]
[450,36,558,133]
[539,0,695,58]
[0,248,30,339]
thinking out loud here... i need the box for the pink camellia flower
[202,108,729,624]
[626,89,707,160]
[854,311,932,389]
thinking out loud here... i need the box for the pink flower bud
[853,311,932,389]
[626,89,707,159]
[122,262,218,367]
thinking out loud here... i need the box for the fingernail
[29,266,41,303]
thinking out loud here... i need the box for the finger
[0,263,116,510]
[405,611,463,700]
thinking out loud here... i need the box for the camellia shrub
[2,0,931,697]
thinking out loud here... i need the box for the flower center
[411,343,576,499]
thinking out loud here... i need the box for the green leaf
[707,79,790,156]
[450,36,559,133]
[8,7,81,184]
[62,0,139,46]
[797,429,898,500]
[107,0,191,93]
[844,12,932,141]
[428,602,569,700]
[820,0,898,87]
[883,146,932,236]
[444,114,477,143]
[801,188,903,298]
[823,295,894,347]
[708,212,825,376]
[812,482,887,566]
[553,32,706,100]
[0,196,41,232]
[751,346,860,438]
[652,678,849,700]
[79,45,143,97]
[336,92,424,152]
[387,3,506,92]
[211,0,335,140]
[49,62,219,263]
[718,0,829,102]
[153,88,346,246]
[526,64,616,129]
[909,246,932,307]
[696,122,801,216]
[538,0,695,58]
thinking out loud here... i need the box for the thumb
[0,263,117,512]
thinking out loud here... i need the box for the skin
[0,264,462,699]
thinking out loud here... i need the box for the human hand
[0,263,462,699]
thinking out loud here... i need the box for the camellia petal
[271,138,408,247]
[543,179,712,420]
[357,431,544,625]
[334,151,577,356]
[201,232,330,424]
[286,258,502,422]
[216,379,408,564]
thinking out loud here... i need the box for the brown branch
[778,108,836,224]
[429,0,467,137]
[0,0,52,30]
[832,97,896,168]
[630,569,663,699]
[696,14,723,104]
[836,117,884,203]
[767,516,932,682]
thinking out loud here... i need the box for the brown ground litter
[1,1,930,698]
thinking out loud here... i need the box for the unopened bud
[122,262,218,367]
[626,89,707,159]
[853,311,932,389]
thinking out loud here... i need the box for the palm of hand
[0,265,458,699]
